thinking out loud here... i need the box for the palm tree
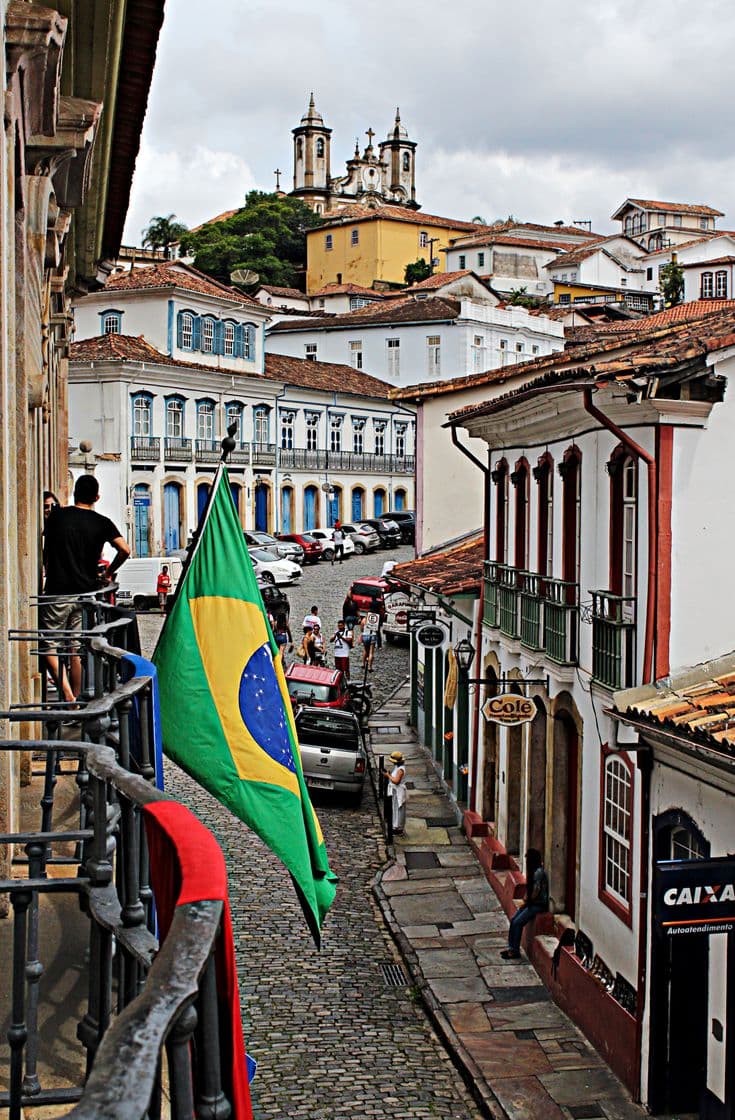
[141,214,188,259]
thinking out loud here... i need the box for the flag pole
[152,425,238,658]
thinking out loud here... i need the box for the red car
[347,576,391,621]
[277,532,323,565]
[284,663,352,710]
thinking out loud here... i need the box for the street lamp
[454,637,476,675]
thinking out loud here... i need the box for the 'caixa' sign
[655,856,735,937]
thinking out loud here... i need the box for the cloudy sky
[123,0,735,243]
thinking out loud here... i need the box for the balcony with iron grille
[483,561,579,665]
[195,438,221,463]
[251,442,277,467]
[163,436,192,462]
[130,437,160,462]
[591,590,636,689]
[279,447,327,470]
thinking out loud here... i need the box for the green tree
[141,213,188,259]
[659,260,684,307]
[404,258,432,285]
[508,285,540,309]
[183,192,324,288]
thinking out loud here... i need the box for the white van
[115,557,183,610]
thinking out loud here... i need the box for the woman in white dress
[384,751,407,834]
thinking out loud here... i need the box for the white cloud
[123,142,258,244]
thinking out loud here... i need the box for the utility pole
[427,237,440,275]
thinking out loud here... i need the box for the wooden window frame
[598,745,634,925]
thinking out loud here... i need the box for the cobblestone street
[138,547,483,1119]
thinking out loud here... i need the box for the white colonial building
[70,263,414,553]
[266,294,564,387]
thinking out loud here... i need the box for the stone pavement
[369,683,647,1120]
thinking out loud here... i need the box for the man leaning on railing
[41,474,130,701]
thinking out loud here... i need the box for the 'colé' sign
[481,692,536,726]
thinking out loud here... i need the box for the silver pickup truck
[295,706,367,804]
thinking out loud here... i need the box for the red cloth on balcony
[143,800,253,1120]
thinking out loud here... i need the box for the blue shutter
[192,315,202,350]
[234,323,244,358]
[245,324,255,360]
[214,319,224,355]
[176,312,183,348]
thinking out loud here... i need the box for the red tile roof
[448,232,577,252]
[612,198,724,218]
[263,353,391,397]
[391,533,484,597]
[681,257,735,268]
[70,334,170,363]
[615,655,735,752]
[104,262,259,305]
[565,300,735,343]
[391,364,530,402]
[268,296,461,332]
[258,284,308,301]
[189,207,241,233]
[545,237,644,271]
[314,204,487,233]
[310,282,386,298]
[447,306,735,424]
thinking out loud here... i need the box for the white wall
[418,391,486,551]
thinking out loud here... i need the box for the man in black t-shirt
[41,474,130,700]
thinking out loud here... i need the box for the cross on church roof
[366,127,375,147]
[274,168,282,189]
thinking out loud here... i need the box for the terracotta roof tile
[545,237,644,271]
[681,257,735,268]
[310,282,386,298]
[402,269,477,291]
[263,353,391,397]
[268,296,461,333]
[448,306,735,425]
[259,284,308,301]
[104,262,259,305]
[564,300,735,344]
[449,232,578,252]
[391,533,483,596]
[314,204,488,233]
[642,235,716,258]
[614,198,724,218]
[189,207,241,233]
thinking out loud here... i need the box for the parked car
[338,521,381,554]
[258,581,290,622]
[116,556,183,611]
[245,530,304,565]
[294,705,367,801]
[277,532,322,565]
[248,548,302,585]
[284,663,352,710]
[385,510,416,544]
[362,517,402,548]
[347,576,391,621]
[308,528,356,561]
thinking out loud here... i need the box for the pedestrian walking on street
[500,848,549,960]
[302,605,322,634]
[156,564,171,612]
[273,612,293,662]
[342,592,359,631]
[43,491,59,522]
[331,619,353,677]
[41,474,130,701]
[332,524,345,564]
[304,623,326,666]
[383,750,407,834]
[360,614,377,670]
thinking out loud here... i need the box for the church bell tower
[291,93,332,214]
[378,108,418,209]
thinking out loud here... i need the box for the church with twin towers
[288,94,419,215]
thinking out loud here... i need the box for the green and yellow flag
[153,465,337,944]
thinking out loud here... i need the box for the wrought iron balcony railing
[163,436,193,461]
[130,437,160,461]
[483,562,579,665]
[195,438,221,463]
[590,590,637,689]
[1,600,238,1119]
[251,441,277,467]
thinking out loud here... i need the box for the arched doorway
[394,488,407,511]
[528,698,548,854]
[649,811,710,1114]
[550,696,580,917]
[304,485,318,530]
[351,487,365,522]
[163,482,182,553]
[374,487,386,517]
[133,483,151,557]
[197,481,210,523]
[255,480,269,531]
[281,486,294,533]
[481,667,499,822]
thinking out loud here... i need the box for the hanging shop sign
[416,623,448,649]
[654,856,735,937]
[481,692,536,726]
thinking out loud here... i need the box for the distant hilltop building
[288,94,418,215]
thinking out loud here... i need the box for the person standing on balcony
[41,474,130,701]
[500,848,549,960]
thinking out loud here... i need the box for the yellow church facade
[306,205,484,293]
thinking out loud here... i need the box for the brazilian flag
[153,465,337,944]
